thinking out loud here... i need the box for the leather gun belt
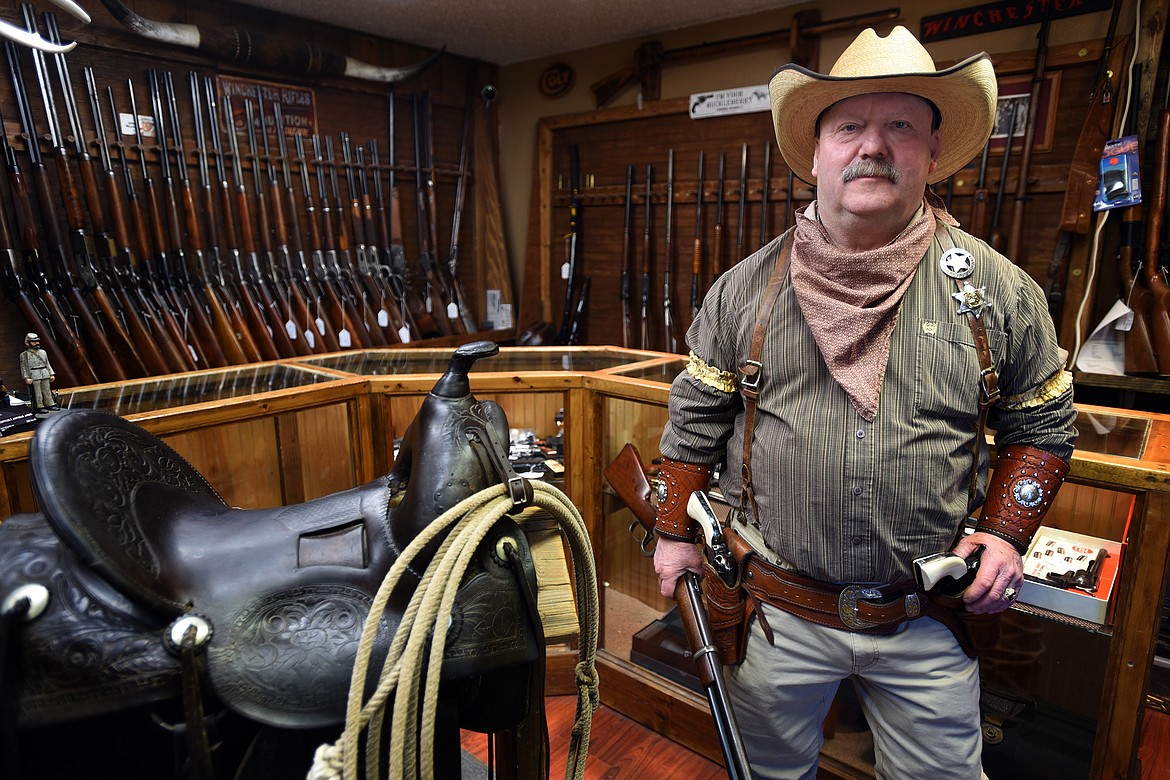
[739,552,925,635]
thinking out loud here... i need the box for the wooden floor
[461,694,726,779]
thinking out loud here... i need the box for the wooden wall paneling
[162,416,282,508]
[0,0,504,387]
[0,459,34,517]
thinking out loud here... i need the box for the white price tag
[398,326,412,343]
[285,320,298,339]
[316,317,326,335]
[304,330,315,349]
[560,262,570,280]
[447,302,459,319]
[378,309,389,327]
[339,329,352,348]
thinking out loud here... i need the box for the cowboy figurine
[20,333,58,414]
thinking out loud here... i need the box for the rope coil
[308,480,599,780]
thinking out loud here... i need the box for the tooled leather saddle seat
[0,341,542,759]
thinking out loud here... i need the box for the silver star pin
[953,283,991,316]
[940,248,975,279]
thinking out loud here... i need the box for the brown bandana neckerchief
[790,195,959,420]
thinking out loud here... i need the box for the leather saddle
[0,340,541,734]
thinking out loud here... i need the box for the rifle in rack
[421,92,467,335]
[556,143,583,345]
[736,143,748,265]
[713,151,725,281]
[148,68,228,368]
[566,274,590,346]
[759,143,770,251]
[290,131,347,351]
[969,134,992,241]
[988,100,1018,254]
[662,148,676,353]
[327,134,388,346]
[620,163,634,348]
[314,132,374,348]
[43,10,149,378]
[691,151,704,323]
[447,92,479,334]
[255,87,321,354]
[192,74,262,363]
[4,31,109,383]
[387,85,441,338]
[340,132,401,344]
[1005,3,1052,263]
[411,93,456,336]
[272,102,342,352]
[0,131,81,387]
[201,84,272,362]
[640,163,653,350]
[243,96,305,357]
[106,83,198,372]
[163,69,244,365]
[367,137,418,343]
[83,66,173,376]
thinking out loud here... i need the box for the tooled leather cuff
[976,445,1070,553]
[654,458,714,542]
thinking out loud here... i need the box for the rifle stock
[1143,89,1170,375]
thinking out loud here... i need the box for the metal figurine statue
[19,333,58,414]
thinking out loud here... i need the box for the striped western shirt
[660,221,1077,585]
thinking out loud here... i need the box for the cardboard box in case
[1019,527,1123,624]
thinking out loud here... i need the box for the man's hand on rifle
[952,532,1023,615]
[654,536,704,598]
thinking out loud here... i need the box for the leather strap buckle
[838,585,883,629]
[739,359,763,394]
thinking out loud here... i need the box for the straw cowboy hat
[769,25,997,185]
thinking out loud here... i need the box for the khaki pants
[726,603,983,779]
[28,378,52,411]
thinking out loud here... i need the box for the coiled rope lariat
[309,480,599,780]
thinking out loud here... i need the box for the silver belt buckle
[838,585,883,629]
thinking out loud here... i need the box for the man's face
[811,92,940,224]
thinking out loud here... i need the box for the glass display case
[590,366,1170,778]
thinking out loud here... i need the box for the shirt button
[856,429,866,439]
[851,536,863,545]
[853,486,863,496]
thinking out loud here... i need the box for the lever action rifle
[243,96,304,357]
[1005,2,1053,264]
[43,10,148,377]
[202,84,273,362]
[640,163,653,350]
[447,92,479,335]
[620,163,634,348]
[557,143,583,345]
[662,148,676,353]
[257,88,322,354]
[84,65,173,376]
[167,70,249,365]
[149,68,228,368]
[107,82,198,372]
[603,443,753,779]
[290,131,347,351]
[367,137,419,343]
[356,143,411,342]
[735,143,748,267]
[988,99,1019,254]
[691,151,704,325]
[0,131,80,386]
[969,133,992,241]
[758,144,771,253]
[274,102,342,352]
[5,31,109,383]
[416,92,463,335]
[713,151,725,281]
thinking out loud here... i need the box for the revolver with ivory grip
[913,546,984,597]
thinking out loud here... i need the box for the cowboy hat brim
[769,52,997,185]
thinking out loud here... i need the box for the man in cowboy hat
[651,26,1075,778]
[20,333,58,414]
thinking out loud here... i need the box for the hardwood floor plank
[461,694,725,778]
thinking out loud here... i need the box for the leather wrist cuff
[654,458,714,542]
[976,445,1070,553]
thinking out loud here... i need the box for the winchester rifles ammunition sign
[920,0,1112,42]
[218,76,318,136]
[689,85,770,119]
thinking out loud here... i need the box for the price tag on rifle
[447,302,459,320]
[303,329,315,350]
[286,320,298,341]
[561,261,571,280]
[398,325,411,343]
[338,329,352,348]
[378,309,389,328]
[316,317,327,336]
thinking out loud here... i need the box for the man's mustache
[842,158,901,184]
